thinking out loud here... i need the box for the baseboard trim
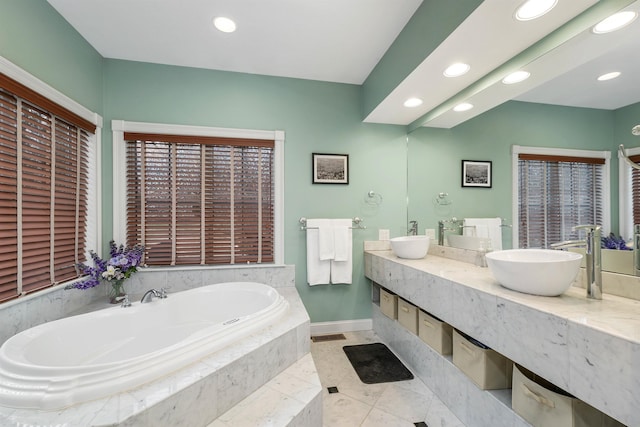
[310,319,372,336]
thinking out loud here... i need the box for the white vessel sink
[485,249,582,296]
[447,234,492,251]
[390,235,430,259]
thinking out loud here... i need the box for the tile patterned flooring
[311,330,466,427]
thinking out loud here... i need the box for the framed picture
[462,160,492,188]
[312,153,349,184]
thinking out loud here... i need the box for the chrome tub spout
[141,288,168,304]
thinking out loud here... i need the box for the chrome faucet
[120,294,131,308]
[550,224,602,300]
[140,288,168,303]
[437,218,462,245]
[408,220,418,236]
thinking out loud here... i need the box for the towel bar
[299,217,366,230]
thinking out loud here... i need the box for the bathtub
[0,282,289,411]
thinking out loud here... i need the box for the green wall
[0,0,103,113]
[3,1,639,324]
[614,102,640,148]
[102,59,408,322]
[407,100,617,245]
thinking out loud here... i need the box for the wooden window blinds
[124,133,275,266]
[0,86,91,303]
[630,155,640,225]
[518,153,604,249]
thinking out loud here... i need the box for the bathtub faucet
[140,288,168,304]
[121,295,131,308]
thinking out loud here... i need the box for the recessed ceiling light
[443,63,470,78]
[592,11,637,34]
[515,0,558,21]
[502,71,531,85]
[403,97,423,108]
[597,71,621,81]
[453,102,473,112]
[213,16,237,33]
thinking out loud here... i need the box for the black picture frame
[462,160,492,188]
[312,153,349,184]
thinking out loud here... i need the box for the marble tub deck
[0,286,309,427]
[207,352,322,427]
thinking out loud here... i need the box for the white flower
[102,265,117,280]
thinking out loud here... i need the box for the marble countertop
[365,248,640,425]
[368,249,640,345]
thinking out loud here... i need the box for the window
[512,145,610,249]
[619,147,640,239]
[112,121,284,266]
[0,71,99,303]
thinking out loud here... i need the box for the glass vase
[108,279,127,304]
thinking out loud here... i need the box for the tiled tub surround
[0,265,315,426]
[365,250,639,426]
[209,353,322,427]
[0,286,310,426]
[0,283,290,411]
[0,264,295,346]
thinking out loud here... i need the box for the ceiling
[46,0,422,85]
[47,0,640,129]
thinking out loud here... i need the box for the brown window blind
[630,155,640,225]
[0,87,91,303]
[0,90,18,301]
[518,153,604,249]
[0,73,95,134]
[125,133,275,266]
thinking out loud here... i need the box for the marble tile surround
[0,265,294,346]
[208,353,322,427]
[365,250,638,426]
[0,266,308,427]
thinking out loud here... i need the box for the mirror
[406,1,640,262]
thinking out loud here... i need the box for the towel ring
[434,192,452,206]
[365,191,383,206]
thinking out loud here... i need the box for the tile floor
[311,330,466,427]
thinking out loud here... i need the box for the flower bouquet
[67,240,145,303]
[601,233,632,251]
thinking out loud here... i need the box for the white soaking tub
[0,282,288,410]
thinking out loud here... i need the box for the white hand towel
[464,223,487,238]
[463,218,503,251]
[331,218,352,284]
[332,219,352,262]
[306,219,331,286]
[316,219,334,261]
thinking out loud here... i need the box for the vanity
[364,244,639,426]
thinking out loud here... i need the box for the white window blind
[517,153,605,248]
[125,133,275,266]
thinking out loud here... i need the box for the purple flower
[601,233,632,251]
[66,240,146,290]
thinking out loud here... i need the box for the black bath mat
[343,343,414,384]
